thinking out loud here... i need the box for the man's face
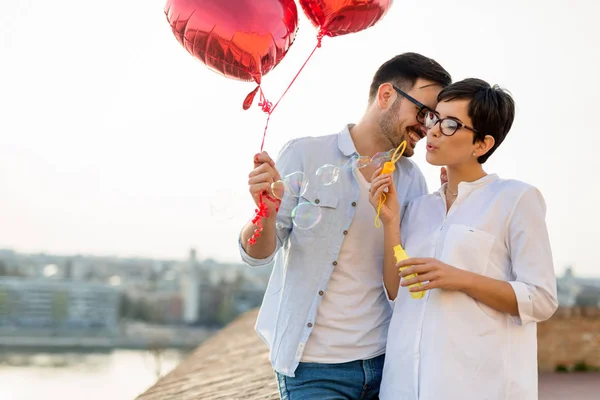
[377,78,442,157]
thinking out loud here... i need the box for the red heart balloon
[298,0,393,37]
[164,0,299,84]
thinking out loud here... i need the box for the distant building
[180,249,201,325]
[557,267,600,307]
[0,277,120,334]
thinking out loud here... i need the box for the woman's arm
[383,217,402,301]
[368,169,403,301]
[397,186,558,321]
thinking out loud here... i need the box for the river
[0,349,190,400]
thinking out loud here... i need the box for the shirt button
[307,323,313,328]
[332,261,338,266]
[314,199,320,204]
[351,202,357,207]
[343,230,348,235]
[318,290,324,296]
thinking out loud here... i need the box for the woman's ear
[476,135,496,157]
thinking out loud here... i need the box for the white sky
[0,0,597,277]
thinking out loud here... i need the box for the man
[239,52,452,399]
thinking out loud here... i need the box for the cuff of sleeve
[383,280,396,309]
[238,235,276,267]
[508,281,534,326]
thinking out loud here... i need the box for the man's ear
[376,83,396,110]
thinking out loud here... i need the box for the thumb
[387,176,397,195]
[440,166,448,184]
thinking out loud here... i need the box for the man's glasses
[392,85,432,124]
[424,111,479,137]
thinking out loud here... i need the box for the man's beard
[378,117,415,157]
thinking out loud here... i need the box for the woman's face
[424,99,491,167]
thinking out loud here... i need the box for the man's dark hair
[368,52,452,103]
[437,78,515,163]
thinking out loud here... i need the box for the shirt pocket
[292,183,339,237]
[440,224,495,276]
[441,224,503,321]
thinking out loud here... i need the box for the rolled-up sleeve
[238,139,303,268]
[383,280,397,309]
[507,186,558,325]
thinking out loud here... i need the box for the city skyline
[1,0,599,277]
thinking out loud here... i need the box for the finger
[396,258,429,268]
[249,163,278,180]
[440,166,448,185]
[386,176,397,195]
[401,272,435,287]
[399,264,434,278]
[249,182,272,198]
[371,167,384,181]
[248,172,274,185]
[254,151,275,167]
[410,282,435,292]
[369,175,392,193]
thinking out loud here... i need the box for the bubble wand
[374,141,406,228]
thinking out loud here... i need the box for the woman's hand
[368,167,400,225]
[397,257,469,293]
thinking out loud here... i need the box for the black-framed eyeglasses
[392,85,432,124]
[424,110,479,137]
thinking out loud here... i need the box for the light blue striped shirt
[238,125,428,377]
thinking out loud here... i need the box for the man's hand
[440,166,448,185]
[248,152,281,211]
[397,257,469,293]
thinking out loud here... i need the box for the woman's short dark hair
[438,78,515,163]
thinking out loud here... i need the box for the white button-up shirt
[380,174,558,400]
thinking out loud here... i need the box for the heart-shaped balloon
[164,0,299,84]
[298,0,393,37]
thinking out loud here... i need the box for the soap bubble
[271,171,308,200]
[316,164,341,186]
[270,148,397,230]
[292,202,322,230]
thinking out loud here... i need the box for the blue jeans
[276,354,385,400]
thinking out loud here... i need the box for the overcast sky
[0,0,597,277]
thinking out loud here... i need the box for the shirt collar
[437,173,499,196]
[337,124,358,157]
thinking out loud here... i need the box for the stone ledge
[138,307,600,399]
[136,308,277,400]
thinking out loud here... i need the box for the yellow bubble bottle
[393,244,425,299]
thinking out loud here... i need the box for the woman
[368,78,558,400]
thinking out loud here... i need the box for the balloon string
[257,33,324,152]
[249,33,325,246]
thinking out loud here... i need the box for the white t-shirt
[301,171,390,363]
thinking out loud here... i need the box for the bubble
[316,164,341,186]
[370,150,394,167]
[271,171,308,200]
[353,150,394,170]
[292,202,322,230]
[355,156,371,170]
